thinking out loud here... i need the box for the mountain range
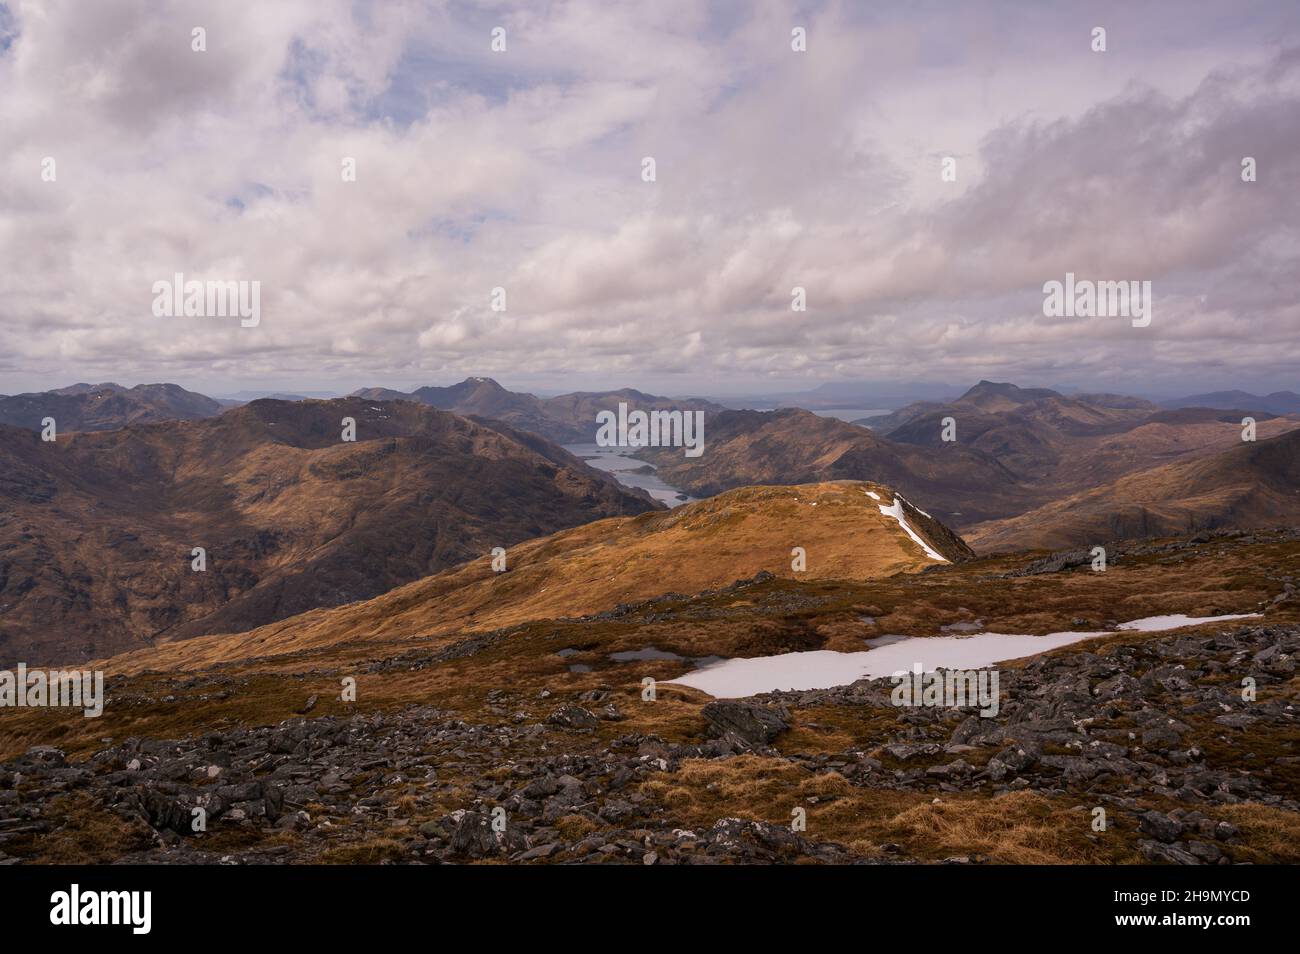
[0,398,655,665]
[639,381,1300,544]
[2,377,1298,867]
[1162,390,1300,416]
[351,377,724,443]
[4,375,1299,668]
[0,382,223,432]
[1,377,724,445]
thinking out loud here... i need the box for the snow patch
[669,611,1266,698]
[878,496,947,562]
[670,632,1096,697]
[1117,613,1262,632]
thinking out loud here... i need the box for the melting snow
[1118,613,1261,632]
[667,612,1266,698]
[878,496,947,562]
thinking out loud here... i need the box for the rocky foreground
[1,623,1296,864]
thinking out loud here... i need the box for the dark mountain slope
[967,428,1300,551]
[0,399,657,665]
[0,383,222,432]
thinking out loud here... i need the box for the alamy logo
[152,272,261,327]
[891,663,1000,717]
[1043,272,1151,327]
[0,665,104,718]
[595,402,704,457]
[50,884,151,934]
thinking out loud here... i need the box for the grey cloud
[1,0,1297,396]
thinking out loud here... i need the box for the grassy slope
[95,481,968,673]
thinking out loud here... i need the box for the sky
[1,0,1298,400]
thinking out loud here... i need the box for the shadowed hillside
[637,408,1025,525]
[0,382,222,432]
[968,428,1300,551]
[0,399,657,665]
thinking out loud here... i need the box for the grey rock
[700,701,790,745]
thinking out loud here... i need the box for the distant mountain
[0,399,658,665]
[966,427,1300,552]
[864,380,1159,436]
[218,390,341,401]
[879,382,1160,479]
[726,384,953,412]
[103,480,974,671]
[350,377,725,443]
[637,387,1300,542]
[410,377,558,436]
[860,381,1300,507]
[0,382,222,432]
[350,387,412,402]
[636,408,1025,525]
[1162,390,1300,416]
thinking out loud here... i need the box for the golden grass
[98,481,951,674]
[554,815,600,841]
[6,794,154,864]
[1215,804,1300,863]
[878,793,1137,864]
[635,757,1144,863]
[6,535,1295,764]
[318,838,408,865]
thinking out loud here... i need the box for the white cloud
[1,0,1298,397]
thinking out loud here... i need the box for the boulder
[700,701,789,744]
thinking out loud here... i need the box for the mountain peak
[957,380,1060,408]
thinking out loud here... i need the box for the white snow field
[667,613,1264,698]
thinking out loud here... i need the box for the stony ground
[2,620,1296,865]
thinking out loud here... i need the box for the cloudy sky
[1,0,1298,399]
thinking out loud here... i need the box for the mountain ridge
[0,382,223,432]
[351,377,725,443]
[967,427,1300,551]
[96,480,973,673]
[0,398,657,665]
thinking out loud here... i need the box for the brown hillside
[0,382,222,432]
[639,408,1024,525]
[967,428,1300,551]
[100,481,972,673]
[0,399,656,665]
[667,388,1299,550]
[876,382,1298,498]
